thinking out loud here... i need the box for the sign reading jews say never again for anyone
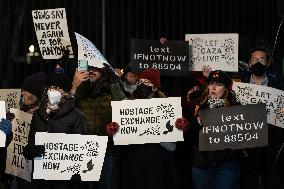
[185,33,238,72]
[199,104,268,151]
[32,8,73,59]
[233,82,284,128]
[75,32,110,69]
[0,101,6,147]
[5,109,32,182]
[33,132,108,181]
[111,97,183,145]
[0,89,21,111]
[130,39,189,76]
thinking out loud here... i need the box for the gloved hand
[106,122,120,136]
[0,118,12,135]
[6,112,15,121]
[103,63,121,84]
[175,117,189,131]
[33,145,45,158]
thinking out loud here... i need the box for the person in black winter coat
[240,46,284,189]
[23,73,87,189]
[190,70,242,189]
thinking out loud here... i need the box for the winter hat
[22,72,47,100]
[139,68,160,88]
[207,70,232,88]
[45,73,72,92]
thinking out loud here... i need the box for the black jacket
[190,93,242,168]
[23,96,87,160]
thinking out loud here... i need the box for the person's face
[21,90,38,106]
[125,72,138,85]
[249,51,269,68]
[208,82,225,99]
[88,70,102,82]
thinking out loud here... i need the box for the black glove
[23,144,45,160]
[103,63,120,84]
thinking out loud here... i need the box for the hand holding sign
[0,119,12,135]
[106,122,120,136]
[175,117,189,131]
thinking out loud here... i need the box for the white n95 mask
[47,90,62,106]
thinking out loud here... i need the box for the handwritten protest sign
[233,82,284,128]
[185,33,238,72]
[0,101,6,147]
[75,32,109,69]
[199,104,268,151]
[111,97,183,145]
[0,89,21,111]
[5,109,32,182]
[33,133,108,181]
[32,8,73,59]
[131,39,189,76]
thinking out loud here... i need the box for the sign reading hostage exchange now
[131,39,189,76]
[32,8,73,59]
[33,133,108,181]
[199,104,268,151]
[112,97,183,145]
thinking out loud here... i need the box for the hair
[249,46,272,62]
[197,84,237,108]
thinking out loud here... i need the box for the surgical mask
[47,90,62,106]
[251,62,266,76]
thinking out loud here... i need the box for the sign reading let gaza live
[199,104,268,151]
[131,39,189,76]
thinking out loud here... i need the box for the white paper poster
[233,82,284,128]
[0,89,21,111]
[33,132,108,181]
[185,33,238,72]
[75,32,109,68]
[0,101,6,147]
[111,97,183,145]
[5,109,32,182]
[32,8,73,59]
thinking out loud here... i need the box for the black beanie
[207,70,232,88]
[22,72,47,100]
[45,73,72,92]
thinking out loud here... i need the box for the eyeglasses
[250,57,267,64]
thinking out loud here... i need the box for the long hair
[198,84,237,108]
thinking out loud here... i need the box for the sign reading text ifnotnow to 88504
[131,39,189,76]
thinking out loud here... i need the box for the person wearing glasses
[240,46,284,189]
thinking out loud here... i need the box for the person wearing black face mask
[240,46,284,189]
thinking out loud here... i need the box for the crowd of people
[0,44,284,189]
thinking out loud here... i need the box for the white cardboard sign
[111,97,183,145]
[0,101,6,147]
[185,33,238,72]
[33,132,108,181]
[75,32,109,68]
[5,109,32,182]
[0,89,21,111]
[233,82,284,128]
[32,8,73,59]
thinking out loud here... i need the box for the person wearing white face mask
[23,73,87,189]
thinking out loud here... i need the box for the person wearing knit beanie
[138,68,160,88]
[131,68,161,99]
[21,72,47,113]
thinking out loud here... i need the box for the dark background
[0,0,283,88]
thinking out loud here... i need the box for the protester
[23,73,87,189]
[190,70,242,189]
[108,68,187,189]
[240,46,284,189]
